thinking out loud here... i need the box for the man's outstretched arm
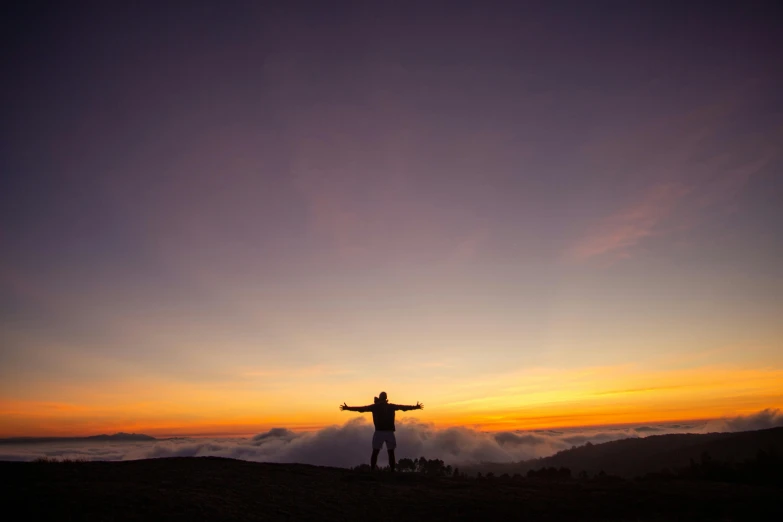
[393,402,424,411]
[340,402,373,412]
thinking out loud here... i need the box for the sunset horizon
[3,373,781,438]
[2,2,782,449]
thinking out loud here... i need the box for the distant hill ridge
[0,432,157,444]
[466,427,783,477]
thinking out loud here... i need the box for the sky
[1,1,782,438]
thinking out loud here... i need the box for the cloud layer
[705,408,783,433]
[2,410,781,466]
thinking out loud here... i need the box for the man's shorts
[372,430,397,450]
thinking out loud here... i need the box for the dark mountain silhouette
[84,432,157,442]
[2,457,780,521]
[0,432,157,444]
[465,427,783,477]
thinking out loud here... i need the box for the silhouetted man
[340,391,423,471]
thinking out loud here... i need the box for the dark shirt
[353,402,418,431]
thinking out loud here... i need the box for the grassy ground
[1,457,780,521]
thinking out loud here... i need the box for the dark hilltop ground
[466,426,783,478]
[2,428,782,520]
[2,456,781,521]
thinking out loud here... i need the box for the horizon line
[0,414,736,440]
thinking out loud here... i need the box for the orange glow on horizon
[2,362,781,438]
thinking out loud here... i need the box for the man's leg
[370,431,381,470]
[387,449,396,472]
[370,448,380,470]
[387,432,397,472]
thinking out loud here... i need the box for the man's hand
[340,402,349,411]
[416,402,424,410]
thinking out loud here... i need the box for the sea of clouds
[2,408,781,467]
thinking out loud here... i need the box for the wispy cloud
[694,151,778,210]
[0,401,92,416]
[293,170,370,259]
[591,384,691,397]
[241,365,354,379]
[567,149,777,263]
[567,182,690,262]
[568,83,780,264]
[563,74,783,264]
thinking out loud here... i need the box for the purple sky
[1,2,782,436]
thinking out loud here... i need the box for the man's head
[378,391,388,402]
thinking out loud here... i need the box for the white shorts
[372,430,397,450]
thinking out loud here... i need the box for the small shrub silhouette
[527,467,572,480]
